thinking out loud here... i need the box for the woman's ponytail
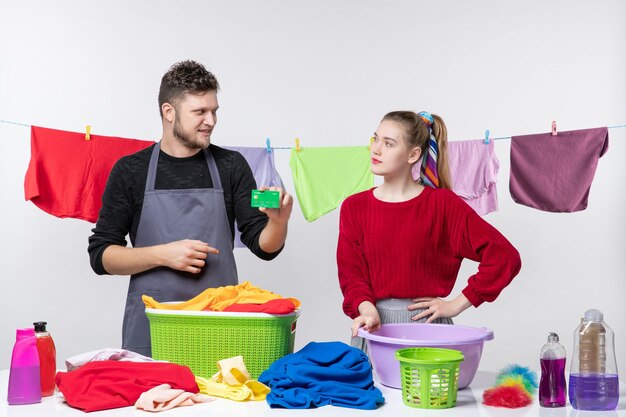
[432,114,451,190]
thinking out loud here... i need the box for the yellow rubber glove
[212,356,250,385]
[195,376,270,401]
[194,355,271,401]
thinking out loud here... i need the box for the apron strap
[203,147,223,190]
[145,143,161,192]
[145,142,224,192]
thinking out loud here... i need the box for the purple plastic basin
[358,323,493,389]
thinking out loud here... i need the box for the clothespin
[85,125,91,141]
[369,136,375,150]
[551,121,557,136]
[484,129,490,144]
[295,137,301,152]
[266,138,271,153]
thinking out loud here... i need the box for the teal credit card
[251,190,281,208]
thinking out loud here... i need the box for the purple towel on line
[509,127,609,213]
[223,146,285,248]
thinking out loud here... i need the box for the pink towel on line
[449,139,499,215]
[509,127,609,213]
[412,139,500,215]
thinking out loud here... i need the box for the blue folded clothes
[259,341,385,409]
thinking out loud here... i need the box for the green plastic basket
[146,308,299,379]
[395,347,464,409]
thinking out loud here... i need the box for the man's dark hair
[158,60,220,118]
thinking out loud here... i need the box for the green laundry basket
[395,347,464,409]
[146,308,299,379]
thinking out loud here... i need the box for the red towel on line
[24,126,154,222]
[55,360,198,412]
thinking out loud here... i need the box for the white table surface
[1,369,624,417]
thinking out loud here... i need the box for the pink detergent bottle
[7,328,42,405]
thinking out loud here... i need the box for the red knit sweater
[337,187,521,319]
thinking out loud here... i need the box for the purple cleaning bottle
[7,328,42,405]
[539,332,566,407]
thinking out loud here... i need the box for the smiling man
[88,60,293,356]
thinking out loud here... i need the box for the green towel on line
[290,146,374,222]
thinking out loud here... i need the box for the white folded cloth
[65,348,164,371]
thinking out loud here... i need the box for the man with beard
[88,60,293,356]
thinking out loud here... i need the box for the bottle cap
[16,328,36,341]
[584,309,603,322]
[33,321,48,332]
[548,332,559,343]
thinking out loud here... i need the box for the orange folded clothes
[142,281,301,312]
[223,299,296,314]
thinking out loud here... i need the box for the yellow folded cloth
[196,377,270,402]
[142,281,301,311]
[195,355,270,402]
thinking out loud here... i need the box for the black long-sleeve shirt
[88,143,281,275]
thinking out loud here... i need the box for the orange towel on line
[24,126,154,222]
[142,281,301,312]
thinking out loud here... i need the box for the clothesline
[274,124,626,149]
[1,119,625,148]
[0,119,30,127]
[21,122,612,223]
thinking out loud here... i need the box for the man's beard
[173,114,209,150]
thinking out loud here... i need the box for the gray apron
[122,143,238,356]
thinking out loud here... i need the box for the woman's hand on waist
[408,294,472,323]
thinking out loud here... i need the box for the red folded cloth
[222,298,296,314]
[55,360,198,412]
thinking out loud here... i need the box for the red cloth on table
[55,360,198,412]
[222,298,296,314]
[24,126,154,222]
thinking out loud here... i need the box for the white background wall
[1,0,624,374]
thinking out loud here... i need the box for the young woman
[337,111,521,351]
